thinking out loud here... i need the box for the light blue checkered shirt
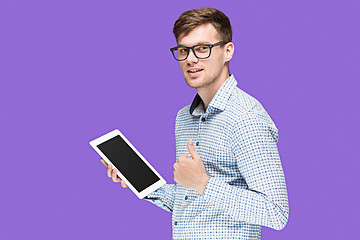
[145,74,289,239]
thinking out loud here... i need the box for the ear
[224,42,235,62]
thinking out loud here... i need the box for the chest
[175,113,239,180]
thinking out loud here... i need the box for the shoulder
[227,87,279,142]
[228,87,276,126]
[174,104,192,132]
[175,104,191,122]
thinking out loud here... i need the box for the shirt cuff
[143,184,164,200]
[143,189,156,199]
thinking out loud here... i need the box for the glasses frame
[170,41,228,61]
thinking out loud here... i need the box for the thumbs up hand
[173,139,210,195]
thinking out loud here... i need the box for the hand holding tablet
[100,158,128,188]
[90,129,166,199]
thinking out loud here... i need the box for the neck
[196,70,230,112]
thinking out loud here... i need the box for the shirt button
[174,221,178,226]
[201,117,206,122]
[196,142,199,146]
[185,196,188,200]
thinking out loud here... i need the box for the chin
[184,77,201,88]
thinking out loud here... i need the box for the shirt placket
[175,114,206,229]
[174,115,205,230]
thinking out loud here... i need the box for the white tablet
[89,129,166,199]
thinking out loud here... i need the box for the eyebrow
[177,41,212,47]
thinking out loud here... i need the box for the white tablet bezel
[89,129,166,199]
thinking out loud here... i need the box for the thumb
[187,139,200,160]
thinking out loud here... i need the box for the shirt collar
[189,74,238,116]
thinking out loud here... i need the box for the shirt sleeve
[202,113,289,230]
[143,183,176,213]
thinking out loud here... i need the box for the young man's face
[177,23,232,90]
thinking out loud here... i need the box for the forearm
[203,177,289,230]
[144,184,176,212]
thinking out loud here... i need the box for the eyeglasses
[170,41,228,61]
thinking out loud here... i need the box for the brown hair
[173,8,232,43]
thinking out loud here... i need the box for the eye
[195,45,210,52]
[178,48,188,53]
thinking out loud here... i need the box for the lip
[187,68,204,74]
[187,68,203,72]
[187,68,204,78]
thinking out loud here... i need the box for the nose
[186,49,199,64]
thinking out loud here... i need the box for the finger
[178,154,191,163]
[111,168,121,182]
[173,170,178,183]
[107,164,113,177]
[100,158,108,167]
[187,139,200,160]
[121,180,128,188]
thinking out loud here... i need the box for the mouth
[187,68,204,76]
[187,68,203,73]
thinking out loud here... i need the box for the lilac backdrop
[1,0,359,239]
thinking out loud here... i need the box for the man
[101,8,289,239]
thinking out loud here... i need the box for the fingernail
[189,139,193,145]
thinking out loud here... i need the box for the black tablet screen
[97,135,160,192]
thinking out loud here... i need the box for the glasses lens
[194,45,211,59]
[173,47,188,61]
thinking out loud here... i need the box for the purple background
[1,1,359,239]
